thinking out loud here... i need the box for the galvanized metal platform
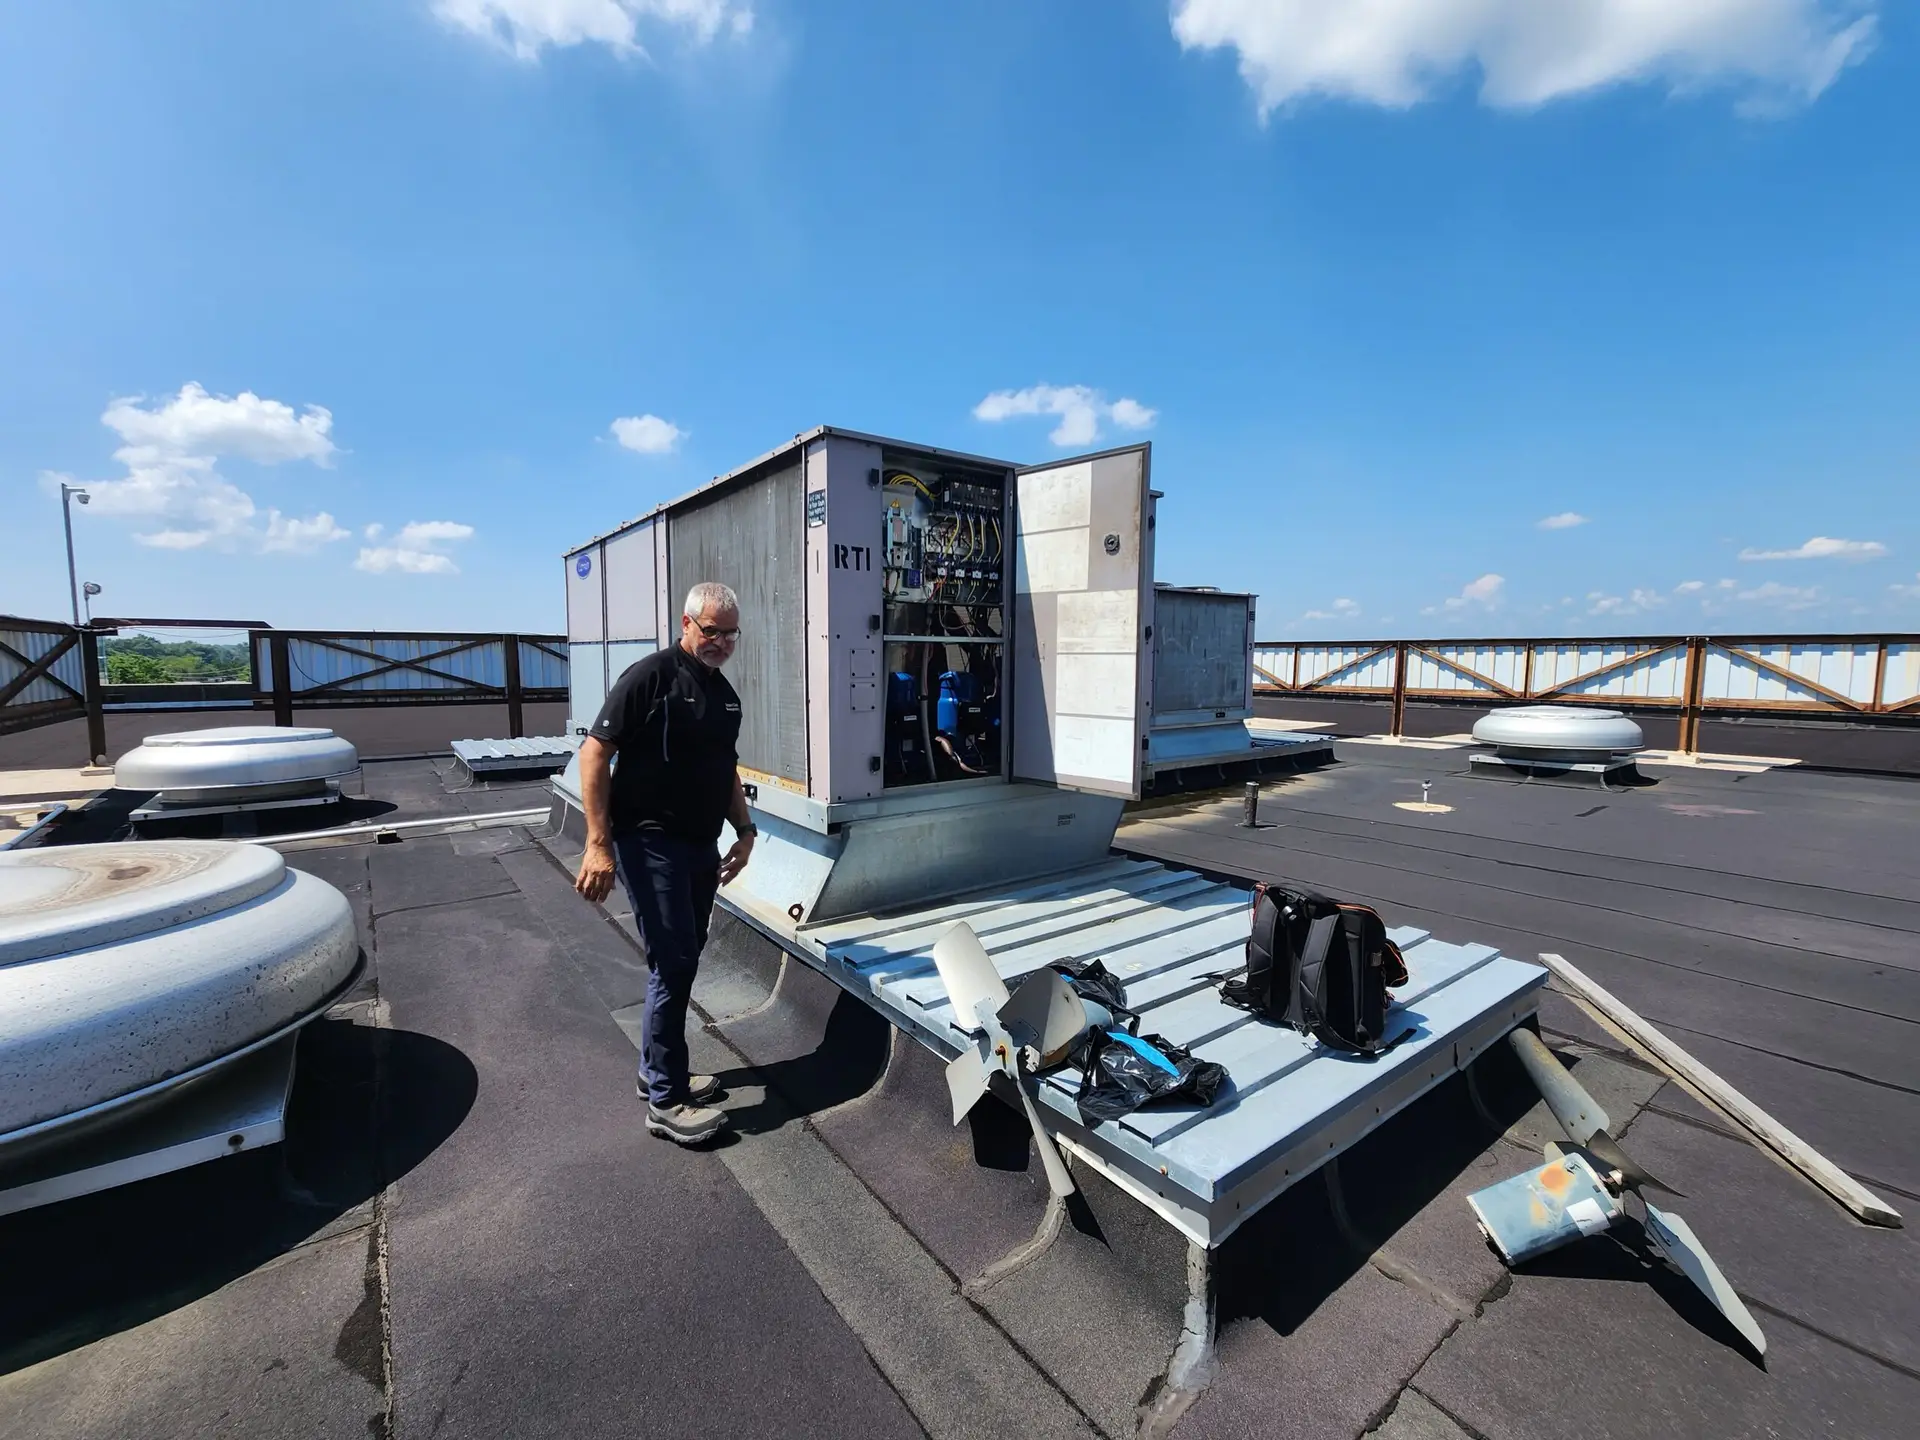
[450,735,576,780]
[1143,721,1334,781]
[723,857,1546,1246]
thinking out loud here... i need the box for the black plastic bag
[1075,1029,1228,1124]
[1051,958,1135,1028]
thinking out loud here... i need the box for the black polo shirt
[589,643,743,844]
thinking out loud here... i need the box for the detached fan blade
[1644,1203,1767,1357]
[1013,1078,1076,1198]
[932,922,1010,1029]
[945,1042,993,1126]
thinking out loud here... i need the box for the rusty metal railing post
[1871,641,1889,715]
[79,626,107,765]
[1389,641,1409,738]
[269,632,294,728]
[1678,636,1707,755]
[503,634,524,739]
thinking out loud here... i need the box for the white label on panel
[1017,463,1093,533]
[1056,590,1138,653]
[1566,1198,1613,1237]
[1016,527,1089,594]
[1054,714,1135,785]
[1056,653,1138,719]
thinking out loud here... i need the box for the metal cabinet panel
[1153,589,1254,720]
[1010,444,1154,800]
[668,462,808,785]
[564,545,604,643]
[603,522,659,642]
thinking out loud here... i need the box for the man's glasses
[692,620,741,641]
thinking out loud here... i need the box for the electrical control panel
[876,465,1007,789]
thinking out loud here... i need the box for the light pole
[82,581,103,625]
[60,483,90,626]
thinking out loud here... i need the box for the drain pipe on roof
[263,806,552,851]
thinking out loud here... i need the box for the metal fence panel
[0,623,85,709]
[1297,644,1396,691]
[1534,643,1687,701]
[1708,640,1877,707]
[1252,644,1295,689]
[1253,633,1920,726]
[1885,644,1920,710]
[284,636,508,693]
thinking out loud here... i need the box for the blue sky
[4,1,1915,639]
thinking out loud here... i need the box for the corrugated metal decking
[724,860,1545,1245]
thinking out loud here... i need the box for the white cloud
[1737,535,1888,561]
[50,382,344,553]
[1588,587,1666,616]
[434,0,752,61]
[973,384,1157,448]
[1674,579,1706,593]
[1302,597,1361,621]
[1170,1,1877,116]
[611,413,686,454]
[1441,573,1505,611]
[1891,573,1920,599]
[1537,511,1589,530]
[354,519,475,577]
[1737,580,1824,609]
[262,510,350,554]
[102,382,335,467]
[137,530,213,551]
[365,523,384,541]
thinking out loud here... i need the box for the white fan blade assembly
[930,922,1085,1198]
[1469,1026,1763,1355]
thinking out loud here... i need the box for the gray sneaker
[635,1075,723,1105]
[646,1101,729,1145]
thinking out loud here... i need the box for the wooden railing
[1252,634,1920,749]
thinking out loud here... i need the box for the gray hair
[684,581,739,619]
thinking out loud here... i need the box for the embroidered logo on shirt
[725,703,741,711]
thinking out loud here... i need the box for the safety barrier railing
[1252,634,1920,750]
[0,618,570,762]
[250,630,567,738]
[0,617,90,740]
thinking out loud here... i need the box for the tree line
[102,635,251,685]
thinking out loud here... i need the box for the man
[574,581,757,1145]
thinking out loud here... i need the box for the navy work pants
[614,829,720,1107]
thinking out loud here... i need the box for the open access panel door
[1009,444,1155,800]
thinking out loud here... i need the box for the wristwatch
[737,822,758,839]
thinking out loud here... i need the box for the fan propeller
[932,922,1110,1198]
[1470,1027,1766,1356]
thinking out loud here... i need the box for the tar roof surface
[2,735,1915,1440]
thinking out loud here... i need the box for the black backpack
[1220,883,1409,1056]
